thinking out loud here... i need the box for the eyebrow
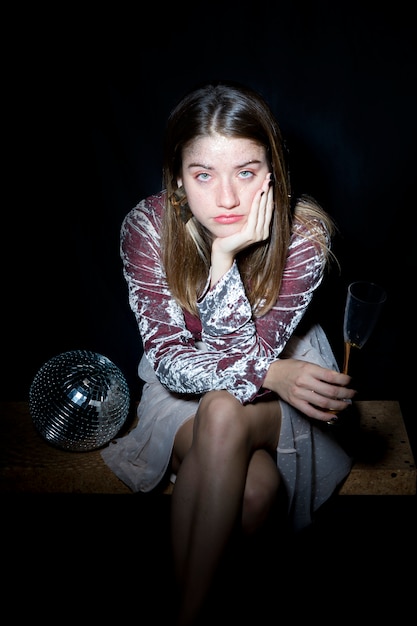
[186,159,263,170]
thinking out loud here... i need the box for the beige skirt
[101,323,352,530]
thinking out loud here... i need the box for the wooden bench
[0,400,415,496]
[338,400,415,495]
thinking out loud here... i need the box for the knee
[196,391,247,446]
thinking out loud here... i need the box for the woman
[101,80,356,624]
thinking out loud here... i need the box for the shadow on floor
[3,492,416,622]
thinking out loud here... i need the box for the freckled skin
[179,134,269,240]
[178,134,273,285]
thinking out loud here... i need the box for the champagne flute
[342,280,387,375]
[326,280,387,424]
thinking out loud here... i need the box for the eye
[239,170,254,179]
[196,172,211,181]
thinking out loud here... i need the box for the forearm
[210,249,234,287]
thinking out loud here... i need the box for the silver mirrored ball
[29,350,130,452]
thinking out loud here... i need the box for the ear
[177,178,183,188]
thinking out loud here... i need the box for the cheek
[187,188,209,214]
[240,186,258,208]
[189,205,207,223]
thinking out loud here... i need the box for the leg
[173,425,281,535]
[171,390,281,625]
[241,447,281,535]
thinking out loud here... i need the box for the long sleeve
[121,191,329,404]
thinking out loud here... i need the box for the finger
[256,185,274,239]
[307,388,353,413]
[294,399,337,422]
[263,186,274,233]
[314,367,353,388]
[300,366,356,399]
[245,174,274,242]
[300,399,345,422]
[311,381,356,402]
[245,198,267,242]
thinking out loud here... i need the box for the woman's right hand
[263,358,357,422]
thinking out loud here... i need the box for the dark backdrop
[3,5,416,450]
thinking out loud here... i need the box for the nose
[216,181,240,209]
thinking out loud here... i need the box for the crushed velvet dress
[101,191,352,531]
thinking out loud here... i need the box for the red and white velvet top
[120,190,330,404]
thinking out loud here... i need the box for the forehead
[183,134,266,165]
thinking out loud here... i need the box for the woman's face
[178,133,269,238]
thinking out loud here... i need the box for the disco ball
[29,350,130,452]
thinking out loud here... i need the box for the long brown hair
[161,81,334,317]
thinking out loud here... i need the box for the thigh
[246,447,280,493]
[241,394,282,452]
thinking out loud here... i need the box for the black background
[4,4,416,455]
[2,4,416,619]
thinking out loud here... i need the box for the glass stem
[342,341,351,375]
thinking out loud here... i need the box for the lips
[214,215,244,224]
